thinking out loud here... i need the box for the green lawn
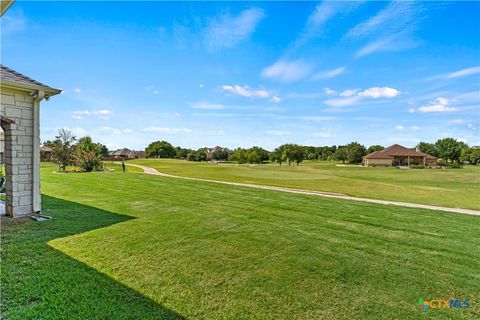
[130,159,480,210]
[1,168,479,319]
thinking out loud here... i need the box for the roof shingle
[0,64,61,95]
[363,144,437,159]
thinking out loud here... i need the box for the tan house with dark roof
[363,144,437,167]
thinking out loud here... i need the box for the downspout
[32,89,44,213]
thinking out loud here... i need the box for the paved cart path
[120,162,480,217]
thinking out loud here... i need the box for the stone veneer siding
[1,87,36,216]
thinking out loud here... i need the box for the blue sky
[1,1,479,150]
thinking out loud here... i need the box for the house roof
[40,146,52,152]
[1,0,15,16]
[111,148,132,156]
[0,65,61,96]
[363,144,437,159]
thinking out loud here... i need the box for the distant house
[206,146,223,160]
[40,145,52,162]
[110,148,146,160]
[134,150,146,158]
[363,144,437,167]
[111,148,133,160]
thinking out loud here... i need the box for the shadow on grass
[1,195,184,320]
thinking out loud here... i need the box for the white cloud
[266,130,290,136]
[360,87,399,98]
[95,126,122,135]
[323,88,337,96]
[395,125,404,131]
[313,66,346,80]
[72,109,113,120]
[222,85,268,98]
[445,66,480,79]
[410,126,420,131]
[313,131,331,138]
[416,97,457,113]
[261,59,312,82]
[323,96,363,107]
[190,102,225,110]
[141,127,192,134]
[207,130,224,135]
[74,88,82,93]
[205,8,265,51]
[448,119,468,125]
[145,85,160,95]
[270,96,282,103]
[323,86,400,107]
[222,84,281,103]
[339,89,358,97]
[199,84,204,88]
[123,129,134,134]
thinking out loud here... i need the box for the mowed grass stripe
[130,159,480,210]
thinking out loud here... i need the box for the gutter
[32,90,44,214]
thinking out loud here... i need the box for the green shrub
[446,163,463,169]
[411,164,425,169]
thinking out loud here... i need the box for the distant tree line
[416,138,479,165]
[142,137,479,166]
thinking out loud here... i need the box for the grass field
[130,159,480,210]
[1,167,479,319]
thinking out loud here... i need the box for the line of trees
[144,140,372,165]
[43,129,108,172]
[416,138,479,164]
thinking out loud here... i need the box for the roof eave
[1,80,62,97]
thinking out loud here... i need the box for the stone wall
[0,87,35,216]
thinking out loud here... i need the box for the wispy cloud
[292,1,361,52]
[346,2,418,40]
[190,102,225,110]
[347,1,426,57]
[222,84,281,103]
[313,66,346,80]
[261,59,313,82]
[141,127,192,134]
[72,109,113,120]
[1,10,27,36]
[265,130,290,136]
[415,97,457,113]
[444,66,480,79]
[313,131,332,138]
[355,34,419,57]
[145,85,160,95]
[205,8,265,51]
[323,87,400,107]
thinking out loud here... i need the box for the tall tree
[345,142,366,164]
[416,142,438,157]
[74,136,104,172]
[435,138,465,163]
[212,148,229,162]
[145,141,176,158]
[366,145,384,154]
[51,128,76,171]
[334,147,348,164]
